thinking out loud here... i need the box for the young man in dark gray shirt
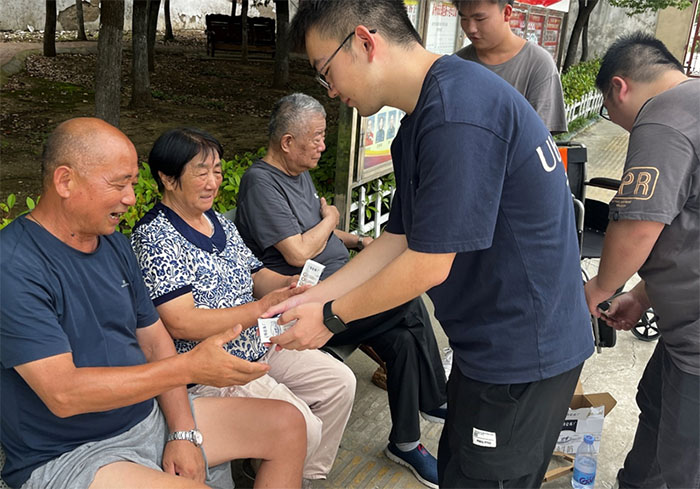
[584,32,699,489]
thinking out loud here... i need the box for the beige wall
[655,0,698,63]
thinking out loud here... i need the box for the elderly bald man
[0,118,306,489]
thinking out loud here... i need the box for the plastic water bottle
[571,434,597,489]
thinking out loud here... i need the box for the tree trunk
[130,0,151,108]
[580,17,589,62]
[241,0,249,63]
[272,0,289,89]
[44,0,57,57]
[562,0,599,71]
[95,0,124,127]
[76,0,87,40]
[163,0,174,41]
[147,0,161,73]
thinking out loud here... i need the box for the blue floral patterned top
[131,203,268,361]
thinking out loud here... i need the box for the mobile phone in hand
[597,300,612,319]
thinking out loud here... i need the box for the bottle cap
[584,434,594,444]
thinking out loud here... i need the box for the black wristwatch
[323,301,348,334]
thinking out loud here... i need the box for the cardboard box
[555,392,617,455]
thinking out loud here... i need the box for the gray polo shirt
[456,42,568,133]
[235,159,349,279]
[610,79,700,375]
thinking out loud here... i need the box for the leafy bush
[0,194,37,230]
[561,58,601,105]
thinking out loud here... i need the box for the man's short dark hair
[452,0,514,10]
[289,0,422,53]
[596,32,683,94]
[148,128,223,192]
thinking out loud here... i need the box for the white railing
[565,89,603,123]
[348,179,395,238]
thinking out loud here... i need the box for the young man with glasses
[584,32,699,489]
[266,1,594,487]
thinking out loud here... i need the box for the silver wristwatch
[167,429,203,447]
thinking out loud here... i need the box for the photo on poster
[364,115,375,147]
[387,110,397,140]
[376,114,387,144]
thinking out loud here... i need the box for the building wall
[560,0,657,64]
[655,0,697,63]
[0,0,274,32]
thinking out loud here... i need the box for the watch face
[325,315,346,334]
[193,430,203,446]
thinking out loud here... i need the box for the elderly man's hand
[187,326,269,386]
[320,197,340,227]
[271,302,332,351]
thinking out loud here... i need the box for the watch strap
[167,429,202,447]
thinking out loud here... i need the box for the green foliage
[608,0,691,15]
[212,148,266,214]
[0,147,334,236]
[0,194,38,230]
[561,58,602,104]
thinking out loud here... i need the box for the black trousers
[326,297,448,443]
[438,361,583,488]
[618,339,700,489]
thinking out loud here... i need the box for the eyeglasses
[315,29,376,91]
[599,85,613,121]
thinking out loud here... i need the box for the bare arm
[280,230,413,309]
[14,322,269,418]
[137,321,198,433]
[274,198,339,267]
[273,245,454,350]
[157,283,306,341]
[252,268,297,298]
[584,219,664,316]
[333,229,373,250]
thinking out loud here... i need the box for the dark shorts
[438,362,583,488]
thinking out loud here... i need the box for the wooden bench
[205,14,275,58]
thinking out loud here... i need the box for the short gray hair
[268,93,326,143]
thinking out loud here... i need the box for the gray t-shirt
[456,42,567,133]
[235,160,349,279]
[609,78,700,375]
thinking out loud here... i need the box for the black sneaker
[384,442,438,489]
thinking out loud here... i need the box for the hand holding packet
[258,316,298,343]
[258,259,322,343]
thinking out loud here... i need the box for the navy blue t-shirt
[0,217,159,487]
[386,55,593,384]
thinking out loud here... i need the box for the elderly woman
[130,128,355,483]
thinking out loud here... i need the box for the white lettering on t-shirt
[536,136,561,173]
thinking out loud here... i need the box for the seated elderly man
[235,93,448,489]
[130,127,356,484]
[0,118,306,489]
